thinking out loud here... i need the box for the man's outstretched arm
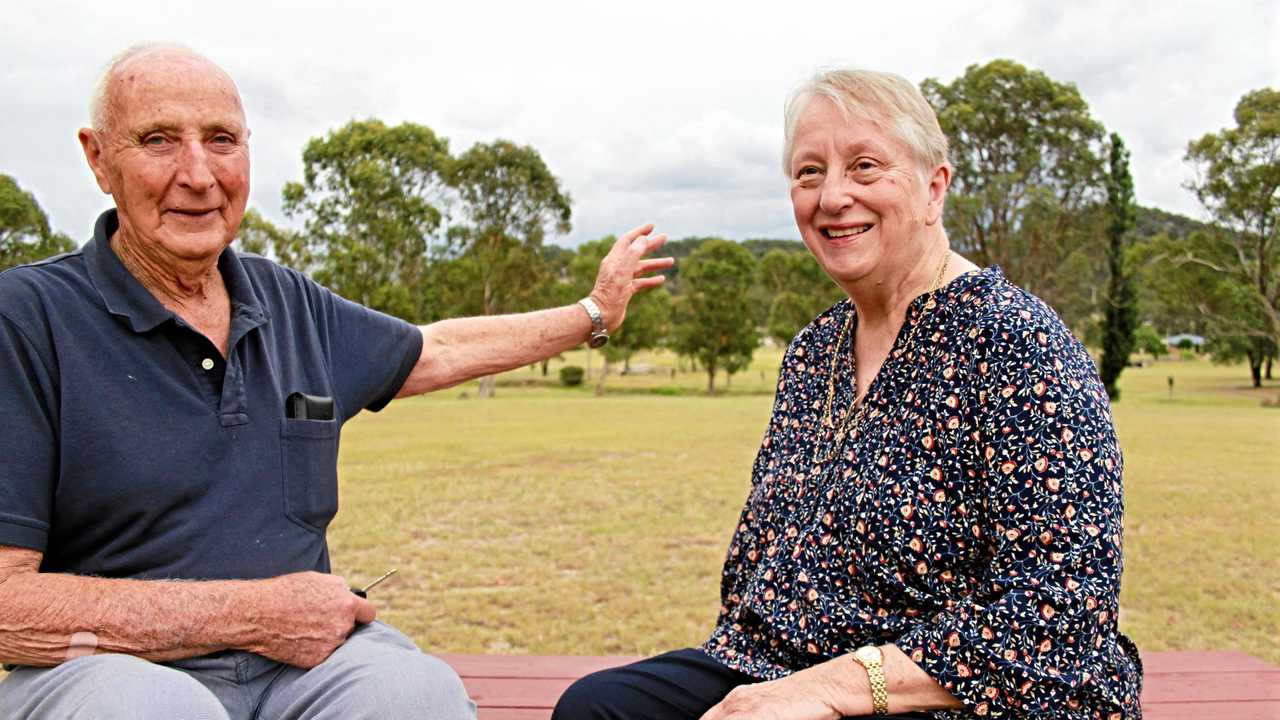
[397,224,671,397]
[0,546,374,669]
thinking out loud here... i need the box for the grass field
[330,350,1280,664]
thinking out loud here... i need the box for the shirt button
[201,358,215,371]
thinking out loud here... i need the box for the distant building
[1163,333,1205,348]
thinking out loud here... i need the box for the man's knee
[343,650,475,719]
[1,654,228,720]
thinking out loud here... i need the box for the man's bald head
[79,44,252,271]
[89,44,245,134]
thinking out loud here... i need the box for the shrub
[559,366,585,387]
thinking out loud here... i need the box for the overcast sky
[2,0,1277,248]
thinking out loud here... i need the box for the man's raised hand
[588,223,674,331]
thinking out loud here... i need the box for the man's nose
[175,139,216,192]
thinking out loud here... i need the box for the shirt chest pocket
[280,418,340,534]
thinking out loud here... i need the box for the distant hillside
[1137,205,1212,240]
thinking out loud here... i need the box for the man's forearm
[400,303,590,396]
[0,566,254,666]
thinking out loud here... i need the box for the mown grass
[331,351,1279,663]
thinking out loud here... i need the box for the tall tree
[1099,134,1139,400]
[922,59,1107,326]
[671,239,759,394]
[0,174,75,271]
[1179,88,1280,373]
[282,119,451,323]
[599,287,671,393]
[234,208,309,269]
[445,139,572,398]
[758,248,844,345]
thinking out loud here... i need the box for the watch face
[588,333,609,349]
[855,646,881,663]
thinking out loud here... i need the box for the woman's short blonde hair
[782,69,949,177]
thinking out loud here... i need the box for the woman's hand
[588,223,672,331]
[699,662,850,720]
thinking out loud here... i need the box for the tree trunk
[585,346,593,380]
[1267,355,1274,380]
[1247,351,1263,388]
[596,358,609,396]
[706,361,717,395]
[541,358,550,377]
[479,277,496,398]
[624,355,632,374]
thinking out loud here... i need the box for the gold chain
[813,253,951,464]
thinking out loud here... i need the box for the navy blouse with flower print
[702,267,1143,719]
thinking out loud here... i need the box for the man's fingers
[635,258,675,275]
[617,223,655,251]
[633,276,666,292]
[354,597,377,624]
[629,232,668,257]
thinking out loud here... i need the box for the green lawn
[330,351,1280,663]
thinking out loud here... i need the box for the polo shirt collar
[84,208,268,333]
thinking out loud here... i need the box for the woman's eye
[795,166,821,179]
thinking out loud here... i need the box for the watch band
[853,645,890,715]
[577,297,609,348]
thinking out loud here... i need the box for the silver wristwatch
[577,297,609,348]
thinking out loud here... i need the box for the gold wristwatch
[853,645,890,715]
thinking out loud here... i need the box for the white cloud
[1,0,1274,248]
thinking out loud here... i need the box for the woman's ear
[924,163,952,227]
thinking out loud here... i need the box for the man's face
[81,52,249,265]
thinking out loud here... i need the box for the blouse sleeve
[893,313,1135,718]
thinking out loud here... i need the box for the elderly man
[0,44,670,719]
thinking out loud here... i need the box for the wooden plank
[476,710,552,720]
[439,654,638,679]
[1143,651,1279,674]
[1142,701,1280,720]
[1143,671,1280,703]
[461,677,574,709]
[441,651,1280,679]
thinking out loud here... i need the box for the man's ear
[923,163,952,227]
[78,128,113,195]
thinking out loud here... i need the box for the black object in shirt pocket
[280,417,340,533]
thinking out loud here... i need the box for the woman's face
[788,98,943,294]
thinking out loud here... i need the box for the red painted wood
[1142,651,1279,674]
[1142,701,1280,720]
[437,654,638,678]
[440,651,1280,716]
[476,709,554,720]
[461,677,574,708]
[1142,671,1280,703]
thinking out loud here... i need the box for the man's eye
[144,135,169,146]
[211,134,235,145]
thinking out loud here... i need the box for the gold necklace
[813,253,951,464]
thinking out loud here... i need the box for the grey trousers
[0,621,476,720]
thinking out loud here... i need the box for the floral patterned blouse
[702,267,1143,719]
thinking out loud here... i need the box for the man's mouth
[168,208,218,219]
[823,224,874,239]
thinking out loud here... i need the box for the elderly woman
[554,70,1143,719]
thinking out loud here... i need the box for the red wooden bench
[439,651,1280,720]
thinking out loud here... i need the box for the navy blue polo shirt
[0,209,422,580]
